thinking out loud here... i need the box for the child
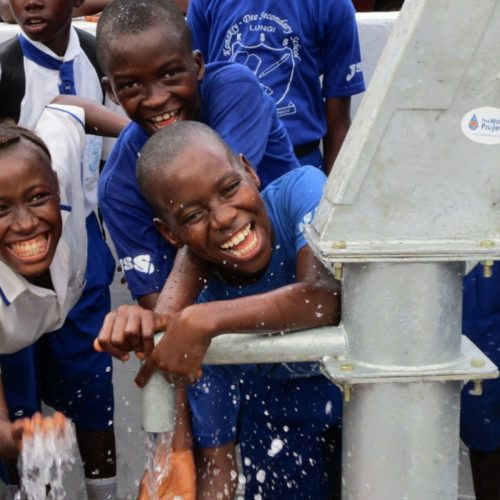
[0,99,125,497]
[97,121,343,499]
[0,0,119,496]
[187,0,365,171]
[95,0,300,310]
[461,263,500,500]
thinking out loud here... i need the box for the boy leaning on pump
[96,121,343,500]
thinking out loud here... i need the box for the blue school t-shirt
[460,263,500,450]
[188,0,365,147]
[198,165,326,378]
[98,61,299,300]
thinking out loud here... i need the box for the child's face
[9,0,83,55]
[0,144,61,281]
[103,24,204,137]
[153,147,274,279]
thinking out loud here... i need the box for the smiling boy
[98,121,343,499]
[95,0,299,310]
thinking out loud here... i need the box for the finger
[134,358,157,388]
[140,312,158,357]
[97,311,130,361]
[119,307,145,354]
[188,368,203,384]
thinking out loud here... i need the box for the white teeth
[225,233,258,257]
[8,235,47,258]
[220,224,252,250]
[151,110,178,123]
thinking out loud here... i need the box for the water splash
[143,431,174,500]
[15,419,77,500]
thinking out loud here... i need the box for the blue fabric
[18,35,76,95]
[187,167,342,498]
[0,214,115,430]
[460,262,500,451]
[188,0,365,148]
[99,61,299,300]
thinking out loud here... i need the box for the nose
[24,0,43,11]
[142,81,169,109]
[211,203,237,232]
[11,205,38,234]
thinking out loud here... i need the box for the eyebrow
[171,170,240,219]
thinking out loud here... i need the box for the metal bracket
[321,335,498,390]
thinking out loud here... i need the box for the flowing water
[143,431,174,500]
[15,420,77,500]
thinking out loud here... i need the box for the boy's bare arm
[96,247,208,359]
[50,95,130,137]
[73,0,110,17]
[322,96,351,174]
[150,246,340,380]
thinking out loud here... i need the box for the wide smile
[6,233,51,263]
[219,222,259,258]
[24,17,48,34]
[149,109,180,129]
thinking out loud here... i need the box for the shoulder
[264,166,327,200]
[0,35,22,72]
[202,61,259,86]
[99,122,148,200]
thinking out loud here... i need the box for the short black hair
[137,121,238,216]
[0,121,51,161]
[96,0,192,71]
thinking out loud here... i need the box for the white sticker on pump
[461,107,500,145]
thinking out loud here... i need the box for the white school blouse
[0,105,87,353]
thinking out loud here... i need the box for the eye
[0,203,10,216]
[117,81,141,96]
[183,210,204,225]
[222,180,240,197]
[29,192,51,205]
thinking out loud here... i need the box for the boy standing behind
[98,122,343,499]
[187,0,366,172]
[95,0,299,310]
[0,1,117,498]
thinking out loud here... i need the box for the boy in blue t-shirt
[187,0,366,172]
[97,121,343,499]
[461,264,500,500]
[95,0,300,311]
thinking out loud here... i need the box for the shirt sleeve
[187,0,210,57]
[202,64,274,172]
[321,0,365,98]
[99,137,176,299]
[285,167,327,254]
[34,104,86,208]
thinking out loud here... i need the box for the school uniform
[0,31,115,431]
[99,61,300,301]
[461,263,500,451]
[188,0,365,168]
[188,166,342,499]
[0,105,86,354]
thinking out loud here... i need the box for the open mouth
[150,109,180,129]
[7,233,50,262]
[219,223,258,257]
[24,18,47,31]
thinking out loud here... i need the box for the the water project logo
[461,107,500,144]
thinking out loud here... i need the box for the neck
[26,271,54,290]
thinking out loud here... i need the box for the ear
[239,154,261,190]
[102,76,119,105]
[192,50,206,82]
[154,218,184,249]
